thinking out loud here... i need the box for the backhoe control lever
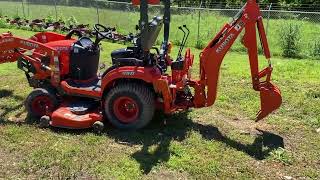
[177,25,190,60]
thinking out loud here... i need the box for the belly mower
[0,0,282,132]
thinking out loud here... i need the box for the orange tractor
[0,0,282,132]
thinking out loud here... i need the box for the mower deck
[50,101,102,129]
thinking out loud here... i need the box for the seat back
[140,16,163,51]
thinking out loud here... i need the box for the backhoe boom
[196,0,282,120]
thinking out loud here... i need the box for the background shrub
[66,16,78,27]
[279,22,302,58]
[45,15,55,24]
[310,40,320,59]
[0,18,7,28]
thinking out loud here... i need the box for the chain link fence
[0,0,320,57]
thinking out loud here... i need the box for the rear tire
[25,88,58,118]
[104,82,155,130]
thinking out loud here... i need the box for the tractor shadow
[0,89,28,125]
[105,111,284,174]
[0,89,284,175]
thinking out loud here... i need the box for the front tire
[104,82,155,130]
[25,88,58,118]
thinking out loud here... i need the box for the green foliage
[310,39,320,59]
[45,15,55,24]
[66,16,78,27]
[19,26,31,31]
[12,14,21,20]
[195,39,206,49]
[270,148,293,165]
[279,22,302,58]
[57,15,65,23]
[0,18,8,28]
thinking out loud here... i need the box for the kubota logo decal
[55,46,70,52]
[20,40,39,49]
[0,38,14,44]
[122,71,135,76]
[2,50,14,54]
[235,21,245,31]
[216,33,235,53]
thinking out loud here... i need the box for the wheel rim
[113,96,139,123]
[31,96,54,116]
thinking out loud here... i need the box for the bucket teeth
[256,82,282,121]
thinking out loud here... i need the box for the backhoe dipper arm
[0,33,61,86]
[198,0,282,120]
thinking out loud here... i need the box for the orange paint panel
[51,105,102,129]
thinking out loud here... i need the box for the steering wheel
[94,24,114,40]
[65,29,83,40]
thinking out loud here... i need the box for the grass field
[0,28,319,179]
[1,1,320,58]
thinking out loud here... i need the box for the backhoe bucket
[256,82,282,121]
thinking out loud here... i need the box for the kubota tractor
[0,0,282,132]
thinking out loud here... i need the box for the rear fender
[101,66,162,93]
[101,66,177,113]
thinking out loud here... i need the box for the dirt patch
[197,108,275,135]
[144,168,189,180]
[0,148,23,179]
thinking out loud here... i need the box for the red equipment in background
[0,0,281,132]
[132,0,160,5]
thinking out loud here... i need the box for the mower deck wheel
[93,121,104,134]
[25,88,58,118]
[39,116,51,128]
[104,82,155,130]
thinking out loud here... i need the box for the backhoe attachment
[195,0,282,120]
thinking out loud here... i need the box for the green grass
[1,1,320,58]
[0,28,319,179]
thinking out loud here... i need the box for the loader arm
[0,32,60,86]
[197,0,282,120]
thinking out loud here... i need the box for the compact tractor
[0,0,282,132]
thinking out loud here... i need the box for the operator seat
[111,16,163,67]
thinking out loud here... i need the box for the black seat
[110,16,163,67]
[111,47,144,67]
